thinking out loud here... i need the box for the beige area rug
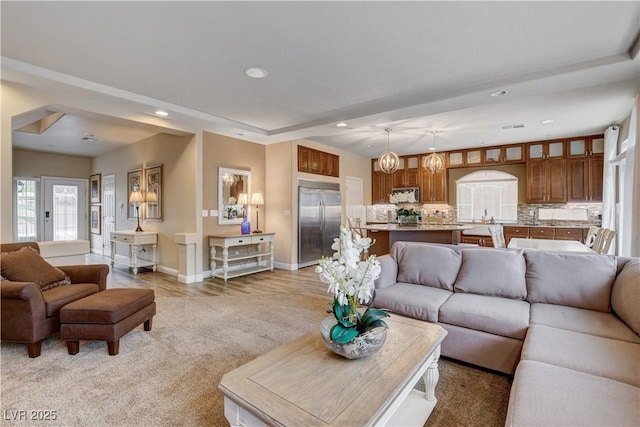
[1,294,511,426]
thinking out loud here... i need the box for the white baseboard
[177,273,204,284]
[274,262,297,271]
[157,265,178,277]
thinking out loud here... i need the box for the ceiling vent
[500,124,525,131]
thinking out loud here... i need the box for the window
[457,170,518,223]
[14,178,38,241]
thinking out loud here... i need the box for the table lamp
[251,192,264,233]
[129,190,144,232]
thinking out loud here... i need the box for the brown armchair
[0,242,109,357]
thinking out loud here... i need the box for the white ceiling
[2,1,639,158]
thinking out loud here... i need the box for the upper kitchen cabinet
[447,149,482,167]
[567,135,605,158]
[527,140,566,161]
[420,165,448,203]
[372,159,392,204]
[527,158,567,203]
[392,155,420,187]
[483,144,524,164]
[298,145,339,177]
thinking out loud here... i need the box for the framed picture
[90,173,101,204]
[144,164,163,221]
[127,169,143,220]
[90,205,101,235]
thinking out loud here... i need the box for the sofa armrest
[374,254,398,289]
[58,264,110,291]
[1,281,47,341]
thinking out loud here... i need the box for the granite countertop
[363,224,473,231]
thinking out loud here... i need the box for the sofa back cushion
[0,247,69,291]
[392,242,462,291]
[525,251,616,312]
[454,248,527,300]
[611,259,640,335]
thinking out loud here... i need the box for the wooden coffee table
[218,315,447,426]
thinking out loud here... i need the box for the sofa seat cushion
[522,325,640,387]
[530,303,640,344]
[438,293,530,340]
[392,242,461,291]
[525,251,616,312]
[611,259,640,335]
[374,282,452,322]
[506,360,640,427]
[42,284,99,317]
[454,248,527,300]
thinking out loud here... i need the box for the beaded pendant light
[378,128,400,174]
[422,131,445,174]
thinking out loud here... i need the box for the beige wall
[201,131,266,270]
[92,133,196,271]
[264,139,372,269]
[13,148,92,179]
[448,164,528,205]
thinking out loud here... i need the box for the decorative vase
[240,217,251,235]
[319,316,387,359]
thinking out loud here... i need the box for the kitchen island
[364,224,473,255]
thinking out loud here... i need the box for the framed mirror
[218,167,251,225]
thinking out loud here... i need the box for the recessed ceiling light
[244,67,268,79]
[427,147,436,151]
[490,90,508,97]
[336,122,348,128]
[155,110,169,117]
[366,144,374,148]
[541,119,554,124]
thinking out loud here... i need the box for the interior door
[42,177,87,241]
[102,174,116,255]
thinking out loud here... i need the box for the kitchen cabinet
[527,140,567,203]
[372,159,392,204]
[447,151,464,168]
[446,149,482,167]
[527,140,566,160]
[298,146,339,177]
[503,226,589,245]
[392,156,420,187]
[460,235,493,247]
[503,226,530,246]
[567,156,603,202]
[464,149,483,166]
[554,228,585,242]
[567,135,604,202]
[484,144,524,164]
[567,136,605,158]
[529,227,555,240]
[420,163,447,203]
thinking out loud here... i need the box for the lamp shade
[237,193,248,205]
[129,191,144,203]
[251,192,264,205]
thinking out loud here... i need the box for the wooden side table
[208,233,275,282]
[110,230,158,274]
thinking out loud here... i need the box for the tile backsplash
[366,203,602,226]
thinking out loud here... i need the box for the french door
[42,177,87,241]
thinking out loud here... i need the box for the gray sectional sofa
[373,241,640,426]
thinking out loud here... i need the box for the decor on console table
[316,225,389,359]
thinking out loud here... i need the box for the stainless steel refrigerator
[298,180,342,267]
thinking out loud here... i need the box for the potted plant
[316,225,390,359]
[397,208,419,226]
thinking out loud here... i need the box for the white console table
[110,230,158,275]
[208,233,275,282]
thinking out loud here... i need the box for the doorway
[345,176,365,223]
[42,177,87,241]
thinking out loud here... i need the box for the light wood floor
[88,254,329,299]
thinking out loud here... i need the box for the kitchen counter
[364,224,472,255]
[364,224,473,231]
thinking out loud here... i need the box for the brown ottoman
[60,288,156,355]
